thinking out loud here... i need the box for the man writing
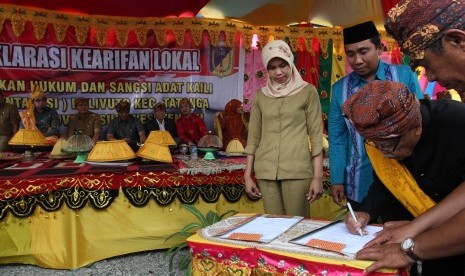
[344,0,465,274]
[329,21,423,210]
[342,80,465,275]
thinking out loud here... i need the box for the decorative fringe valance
[1,4,396,51]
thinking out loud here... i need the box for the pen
[347,202,363,236]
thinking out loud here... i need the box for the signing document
[290,221,382,258]
[218,215,303,243]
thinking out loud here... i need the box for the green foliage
[321,185,347,221]
[163,204,238,274]
[331,205,347,221]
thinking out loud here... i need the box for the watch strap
[403,238,422,262]
[405,248,422,262]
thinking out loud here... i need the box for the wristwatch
[401,238,423,275]
[401,237,422,262]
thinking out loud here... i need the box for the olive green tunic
[244,84,323,180]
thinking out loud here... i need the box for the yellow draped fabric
[310,194,344,220]
[19,111,38,131]
[0,192,263,269]
[0,190,342,269]
[330,35,345,92]
[366,145,436,217]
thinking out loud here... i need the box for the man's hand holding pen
[344,209,370,236]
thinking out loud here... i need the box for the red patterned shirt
[176,113,207,144]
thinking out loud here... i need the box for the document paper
[291,221,382,258]
[219,215,303,243]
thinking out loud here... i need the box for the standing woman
[243,40,324,217]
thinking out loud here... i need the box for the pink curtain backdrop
[243,43,267,111]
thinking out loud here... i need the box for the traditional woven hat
[8,129,49,146]
[225,139,245,153]
[342,80,421,144]
[136,142,173,163]
[146,131,176,146]
[49,138,74,159]
[87,140,136,162]
[385,0,465,59]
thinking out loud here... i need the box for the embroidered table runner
[177,157,246,175]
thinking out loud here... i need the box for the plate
[87,161,133,166]
[49,154,75,159]
[218,151,246,157]
[175,155,190,161]
[197,147,220,152]
[0,156,22,161]
[0,153,23,161]
[49,152,75,159]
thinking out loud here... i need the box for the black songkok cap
[115,100,131,113]
[343,21,380,45]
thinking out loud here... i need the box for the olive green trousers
[257,178,310,217]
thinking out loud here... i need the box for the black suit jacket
[145,117,180,144]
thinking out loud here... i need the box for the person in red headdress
[175,98,207,145]
[214,99,248,149]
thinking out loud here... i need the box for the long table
[0,157,263,269]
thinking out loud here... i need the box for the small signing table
[187,214,407,276]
